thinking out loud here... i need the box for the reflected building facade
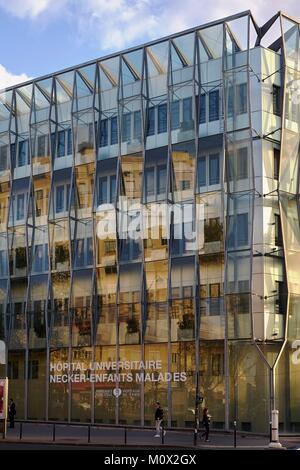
[0,10,300,433]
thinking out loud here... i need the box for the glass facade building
[0,10,300,433]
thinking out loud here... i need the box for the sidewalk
[3,423,300,449]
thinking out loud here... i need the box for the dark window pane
[37,135,46,157]
[227,86,234,117]
[57,131,65,158]
[16,194,25,220]
[237,213,248,246]
[273,85,281,116]
[98,177,108,205]
[145,167,155,197]
[147,107,155,136]
[122,113,131,142]
[171,100,180,129]
[199,94,206,124]
[198,157,206,187]
[209,154,219,185]
[275,214,283,247]
[67,129,73,155]
[56,185,64,213]
[133,110,141,140]
[18,140,28,166]
[158,103,167,134]
[209,90,219,121]
[110,175,116,203]
[0,145,8,171]
[274,148,280,180]
[183,97,193,124]
[100,119,108,147]
[157,164,167,195]
[237,83,247,114]
[237,147,248,179]
[110,116,118,145]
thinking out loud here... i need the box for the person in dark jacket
[200,407,211,442]
[154,401,166,437]
[8,398,16,429]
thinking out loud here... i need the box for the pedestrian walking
[154,401,166,437]
[199,407,211,442]
[8,398,16,429]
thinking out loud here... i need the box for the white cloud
[0,0,299,51]
[0,64,30,90]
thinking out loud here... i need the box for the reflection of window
[55,184,70,213]
[0,250,8,277]
[237,83,247,114]
[37,135,47,157]
[133,111,141,140]
[228,213,248,247]
[33,244,49,273]
[100,119,108,147]
[57,130,65,157]
[97,175,116,205]
[122,113,131,142]
[145,164,167,199]
[110,116,118,145]
[171,100,180,129]
[198,156,206,187]
[74,238,93,267]
[274,214,283,247]
[274,148,280,180]
[209,154,219,185]
[199,94,206,124]
[204,217,223,243]
[158,103,167,134]
[209,90,219,121]
[273,85,281,116]
[147,106,155,136]
[0,145,8,171]
[18,140,29,167]
[16,194,25,220]
[183,97,193,126]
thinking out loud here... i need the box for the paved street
[2,423,300,450]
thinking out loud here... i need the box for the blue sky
[0,0,299,88]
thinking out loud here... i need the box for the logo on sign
[113,388,122,398]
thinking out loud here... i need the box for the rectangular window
[110,175,116,203]
[16,194,25,220]
[209,90,219,121]
[158,103,167,134]
[157,164,167,195]
[145,167,155,197]
[100,119,108,147]
[274,213,283,247]
[171,100,180,130]
[146,106,155,136]
[237,147,248,179]
[209,153,219,185]
[0,145,8,171]
[237,83,247,114]
[227,86,234,117]
[57,130,65,158]
[67,128,73,155]
[273,85,281,116]
[183,97,193,125]
[274,148,280,180]
[0,250,7,277]
[122,112,131,142]
[33,245,44,273]
[28,360,39,379]
[37,135,47,157]
[198,156,206,187]
[110,116,118,145]
[56,185,65,213]
[18,140,28,166]
[199,94,206,124]
[237,213,248,246]
[8,361,19,379]
[133,110,141,140]
[98,177,108,205]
